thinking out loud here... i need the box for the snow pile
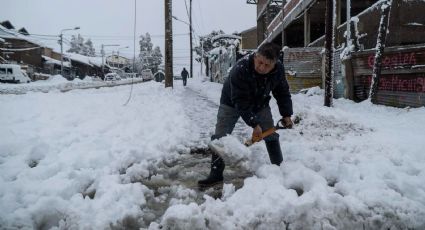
[0,82,196,228]
[1,71,424,229]
[0,76,144,94]
[45,74,69,83]
[156,76,425,229]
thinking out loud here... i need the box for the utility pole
[189,0,193,78]
[324,0,334,107]
[165,0,173,88]
[101,44,104,74]
[60,27,79,77]
[101,44,119,75]
[281,1,287,47]
[60,33,64,76]
[200,38,204,76]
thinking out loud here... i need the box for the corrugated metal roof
[333,48,345,98]
[284,47,322,93]
[350,44,425,107]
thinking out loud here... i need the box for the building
[246,0,425,107]
[1,20,105,80]
[240,26,258,50]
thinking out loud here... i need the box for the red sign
[368,52,418,69]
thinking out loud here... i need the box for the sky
[2,0,257,69]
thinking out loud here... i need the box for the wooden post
[189,0,193,78]
[369,0,392,103]
[304,9,310,46]
[164,0,173,88]
[281,0,287,47]
[324,0,335,107]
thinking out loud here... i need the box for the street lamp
[101,44,120,74]
[60,26,80,77]
[117,46,129,57]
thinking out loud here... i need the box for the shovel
[244,119,288,147]
[208,120,288,165]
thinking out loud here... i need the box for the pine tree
[84,39,96,57]
[138,33,162,72]
[67,34,96,57]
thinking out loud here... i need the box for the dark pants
[182,77,187,86]
[212,104,283,165]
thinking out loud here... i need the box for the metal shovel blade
[208,138,248,166]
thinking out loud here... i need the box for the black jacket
[220,53,293,128]
[181,69,189,78]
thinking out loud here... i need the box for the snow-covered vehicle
[104,72,121,81]
[141,69,153,81]
[173,75,182,80]
[0,64,31,83]
[154,71,165,82]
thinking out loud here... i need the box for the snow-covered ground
[0,75,144,95]
[1,70,424,229]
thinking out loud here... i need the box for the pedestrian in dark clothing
[181,68,189,86]
[198,42,294,188]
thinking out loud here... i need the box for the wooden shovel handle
[245,120,288,146]
[261,127,277,139]
[246,127,277,146]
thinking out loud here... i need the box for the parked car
[0,64,31,83]
[173,75,182,80]
[141,69,154,81]
[104,72,121,81]
[123,73,137,79]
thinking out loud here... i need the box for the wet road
[134,87,253,227]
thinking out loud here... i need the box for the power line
[27,32,189,39]
[123,0,137,107]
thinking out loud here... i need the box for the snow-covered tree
[83,39,96,57]
[151,46,163,73]
[67,34,84,54]
[138,33,162,73]
[67,34,96,57]
[194,30,225,61]
[139,33,153,53]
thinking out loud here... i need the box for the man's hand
[252,125,263,142]
[282,117,293,129]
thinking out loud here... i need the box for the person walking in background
[181,67,189,86]
[198,42,294,189]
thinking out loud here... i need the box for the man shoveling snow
[198,42,294,189]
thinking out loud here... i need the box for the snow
[0,75,144,94]
[1,65,425,229]
[42,55,71,68]
[406,22,424,26]
[211,34,241,43]
[0,24,47,48]
[65,52,103,67]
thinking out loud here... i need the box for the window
[0,68,5,74]
[7,68,13,74]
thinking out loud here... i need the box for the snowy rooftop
[65,52,103,67]
[212,34,242,43]
[42,55,70,68]
[0,24,48,48]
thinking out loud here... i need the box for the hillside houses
[0,20,107,80]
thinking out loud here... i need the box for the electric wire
[123,0,136,107]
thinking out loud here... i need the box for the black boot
[265,140,283,166]
[198,153,225,189]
